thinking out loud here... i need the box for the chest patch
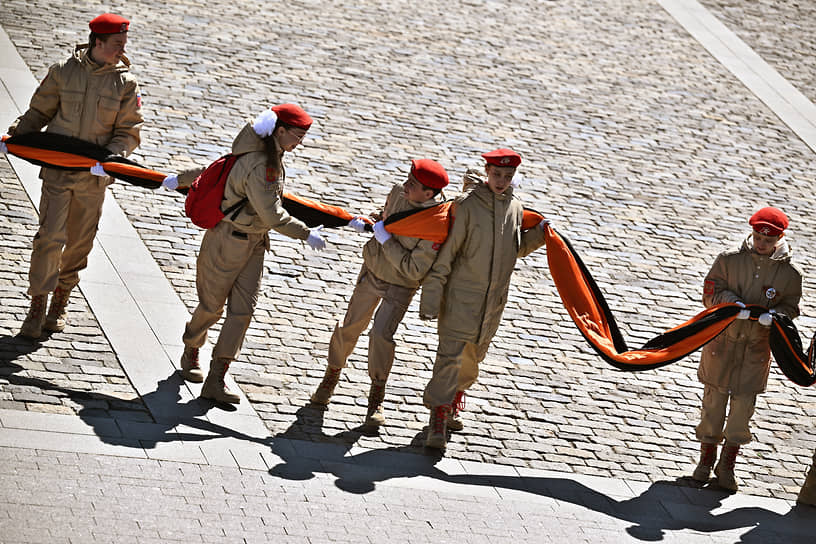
[763,286,777,301]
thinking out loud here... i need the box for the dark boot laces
[188,347,200,369]
[319,366,342,390]
[701,443,716,466]
[721,445,739,471]
[369,381,386,405]
[452,390,465,417]
[51,286,70,309]
[432,405,449,434]
[30,295,46,318]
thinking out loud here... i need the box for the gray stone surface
[1,0,816,515]
[699,0,816,105]
[0,159,149,420]
[2,439,816,544]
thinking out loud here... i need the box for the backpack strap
[220,153,248,221]
[223,197,248,221]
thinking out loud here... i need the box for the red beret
[89,13,130,34]
[749,207,788,237]
[411,159,449,190]
[271,103,312,130]
[482,148,521,167]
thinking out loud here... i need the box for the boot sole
[713,469,738,491]
[200,394,240,404]
[180,370,205,383]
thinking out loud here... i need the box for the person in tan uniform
[310,159,449,426]
[4,13,143,339]
[691,207,802,491]
[178,104,327,404]
[419,148,548,449]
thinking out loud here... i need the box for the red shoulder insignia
[432,242,441,251]
[265,167,277,182]
[703,279,715,295]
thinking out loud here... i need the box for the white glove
[90,162,107,176]
[306,226,326,251]
[736,309,750,320]
[735,301,746,308]
[539,218,550,230]
[511,173,523,189]
[373,221,391,244]
[349,217,367,233]
[162,174,179,190]
[0,137,8,155]
[758,313,773,327]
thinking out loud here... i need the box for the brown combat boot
[364,380,387,427]
[20,294,48,339]
[200,358,240,404]
[44,286,71,332]
[448,390,465,432]
[692,442,718,482]
[425,404,451,450]
[797,462,816,506]
[714,443,740,492]
[180,346,204,383]
[310,366,342,405]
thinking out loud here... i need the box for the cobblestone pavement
[698,0,816,104]
[9,443,814,544]
[0,161,149,421]
[1,0,816,503]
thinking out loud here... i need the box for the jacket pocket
[441,286,485,338]
[59,90,84,122]
[96,95,121,132]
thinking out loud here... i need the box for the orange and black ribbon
[380,204,813,381]
[3,132,363,228]
[6,132,814,383]
[3,132,166,188]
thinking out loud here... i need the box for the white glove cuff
[162,175,179,190]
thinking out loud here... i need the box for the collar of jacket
[741,234,792,262]
[408,193,443,210]
[473,182,514,202]
[74,44,131,69]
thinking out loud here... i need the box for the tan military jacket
[10,46,143,183]
[699,235,802,394]
[221,122,310,240]
[419,182,546,345]
[362,183,442,288]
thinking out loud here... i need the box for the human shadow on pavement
[267,403,373,481]
[266,406,814,541]
[0,349,271,450]
[728,504,816,544]
[268,403,441,488]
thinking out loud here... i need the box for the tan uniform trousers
[327,266,416,382]
[28,172,107,296]
[423,337,489,408]
[182,221,266,361]
[695,384,758,446]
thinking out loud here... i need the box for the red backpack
[184,154,248,229]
